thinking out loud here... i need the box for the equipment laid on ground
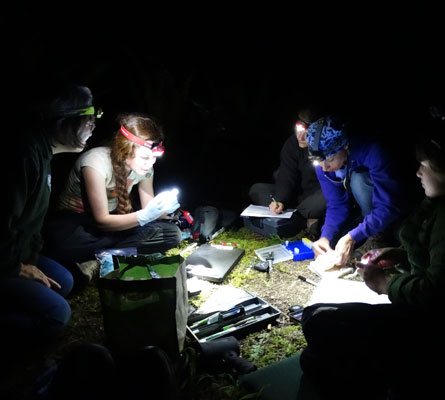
[243,215,304,238]
[254,238,314,264]
[187,294,281,343]
[185,243,245,283]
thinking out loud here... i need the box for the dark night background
[2,6,445,214]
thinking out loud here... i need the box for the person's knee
[248,183,274,205]
[302,304,339,345]
[47,298,72,333]
[248,183,263,204]
[165,224,182,247]
[350,171,373,216]
[297,191,327,220]
[57,270,74,298]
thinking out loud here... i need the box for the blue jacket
[316,138,407,243]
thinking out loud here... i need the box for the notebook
[185,244,245,283]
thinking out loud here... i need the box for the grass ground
[1,226,320,399]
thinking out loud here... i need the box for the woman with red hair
[44,113,181,285]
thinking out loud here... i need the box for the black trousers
[300,302,444,399]
[43,212,182,267]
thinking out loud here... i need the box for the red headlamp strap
[120,126,164,156]
[295,121,308,132]
[120,125,155,148]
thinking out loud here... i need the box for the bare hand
[334,233,355,267]
[312,237,333,257]
[357,263,391,294]
[19,263,61,290]
[269,201,284,214]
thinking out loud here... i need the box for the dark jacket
[388,197,445,309]
[0,129,53,278]
[316,138,407,243]
[274,133,321,205]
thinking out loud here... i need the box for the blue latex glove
[136,189,180,226]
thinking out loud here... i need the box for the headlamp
[308,149,326,164]
[42,106,103,120]
[120,126,165,157]
[295,120,308,133]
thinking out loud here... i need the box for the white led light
[295,124,306,132]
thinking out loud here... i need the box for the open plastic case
[187,296,281,343]
[254,238,314,263]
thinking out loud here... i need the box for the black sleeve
[0,151,40,278]
[274,134,302,205]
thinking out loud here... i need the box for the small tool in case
[187,296,281,343]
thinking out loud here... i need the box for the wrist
[136,209,150,226]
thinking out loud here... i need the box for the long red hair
[110,113,164,214]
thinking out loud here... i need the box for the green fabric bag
[97,254,188,360]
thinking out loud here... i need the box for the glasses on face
[86,121,96,130]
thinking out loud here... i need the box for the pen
[222,316,257,330]
[200,327,237,342]
[270,195,279,207]
[189,308,241,329]
[298,275,318,287]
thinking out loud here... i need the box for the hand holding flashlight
[357,261,391,295]
[136,188,180,226]
[356,247,406,295]
[358,247,407,270]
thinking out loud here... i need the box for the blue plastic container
[282,239,314,261]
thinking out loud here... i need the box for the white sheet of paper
[308,278,391,306]
[240,204,296,219]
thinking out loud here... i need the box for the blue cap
[307,116,348,160]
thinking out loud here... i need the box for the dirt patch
[241,259,319,323]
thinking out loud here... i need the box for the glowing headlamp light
[308,149,325,166]
[295,121,308,133]
[120,126,165,157]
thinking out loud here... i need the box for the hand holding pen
[269,196,284,214]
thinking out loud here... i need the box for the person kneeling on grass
[0,83,98,363]
[300,118,445,399]
[44,113,181,286]
[306,114,414,268]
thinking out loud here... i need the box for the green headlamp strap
[77,106,103,118]
[41,106,103,120]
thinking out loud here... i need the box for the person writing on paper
[44,113,181,284]
[248,108,326,234]
[306,115,411,267]
[300,118,445,399]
